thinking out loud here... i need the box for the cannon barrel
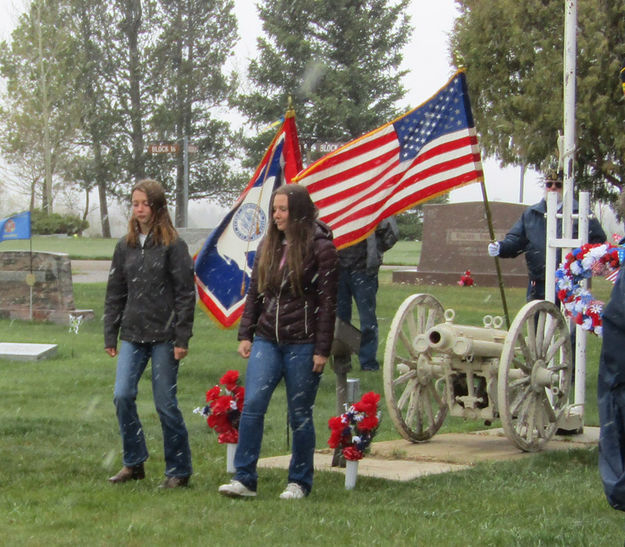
[426,323,506,358]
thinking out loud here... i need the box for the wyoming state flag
[0,211,31,242]
[194,110,302,327]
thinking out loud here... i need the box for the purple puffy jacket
[238,220,338,357]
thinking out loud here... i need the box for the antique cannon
[383,294,573,452]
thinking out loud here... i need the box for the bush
[31,209,89,235]
[396,210,422,240]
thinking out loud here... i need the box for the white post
[558,0,586,432]
[572,192,590,424]
[561,0,577,242]
[545,192,558,304]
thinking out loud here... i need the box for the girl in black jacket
[219,184,338,500]
[104,179,196,488]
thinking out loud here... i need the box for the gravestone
[0,251,94,324]
[178,228,213,255]
[392,201,529,287]
[0,342,58,361]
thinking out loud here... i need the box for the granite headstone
[0,251,94,323]
[393,201,529,288]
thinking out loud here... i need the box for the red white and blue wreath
[555,243,621,337]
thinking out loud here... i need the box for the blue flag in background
[0,211,31,242]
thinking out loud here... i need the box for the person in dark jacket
[335,218,399,371]
[598,190,625,510]
[218,184,338,500]
[488,174,606,301]
[104,179,196,489]
[598,251,625,510]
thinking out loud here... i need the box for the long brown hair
[257,184,318,295]
[126,179,178,247]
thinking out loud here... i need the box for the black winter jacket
[498,198,606,283]
[238,221,338,357]
[338,218,399,275]
[104,234,196,349]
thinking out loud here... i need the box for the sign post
[148,140,198,228]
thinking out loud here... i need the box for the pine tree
[237,0,412,167]
[450,0,625,202]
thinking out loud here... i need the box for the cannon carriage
[383,294,573,452]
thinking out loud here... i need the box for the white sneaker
[218,480,257,498]
[279,482,306,499]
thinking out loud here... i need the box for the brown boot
[158,476,190,489]
[108,463,145,484]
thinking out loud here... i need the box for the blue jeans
[113,340,192,478]
[337,268,379,370]
[234,338,320,494]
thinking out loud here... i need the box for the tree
[0,0,80,214]
[237,0,412,168]
[450,0,625,203]
[149,0,241,224]
[66,0,121,237]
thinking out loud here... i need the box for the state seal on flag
[4,219,15,234]
[232,203,266,242]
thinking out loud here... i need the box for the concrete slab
[257,427,599,482]
[259,451,470,482]
[0,342,58,361]
[369,427,598,466]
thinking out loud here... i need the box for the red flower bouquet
[457,269,474,287]
[194,370,245,443]
[328,391,381,461]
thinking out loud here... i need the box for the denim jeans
[113,340,192,478]
[233,338,320,494]
[337,268,380,370]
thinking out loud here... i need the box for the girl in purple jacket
[219,184,338,500]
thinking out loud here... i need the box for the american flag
[606,240,625,284]
[294,70,483,249]
[606,268,620,284]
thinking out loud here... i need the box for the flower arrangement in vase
[195,370,245,444]
[328,391,381,461]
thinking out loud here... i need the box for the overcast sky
[0,0,544,208]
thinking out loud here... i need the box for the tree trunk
[35,1,53,213]
[123,0,145,181]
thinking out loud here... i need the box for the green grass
[383,239,421,266]
[0,237,421,265]
[0,236,420,265]
[0,275,621,545]
[0,235,118,260]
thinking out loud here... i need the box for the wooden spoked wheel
[383,293,447,442]
[498,300,573,452]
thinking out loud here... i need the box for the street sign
[148,143,179,154]
[148,143,198,154]
[312,141,343,154]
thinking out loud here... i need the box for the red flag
[294,70,483,249]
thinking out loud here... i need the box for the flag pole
[29,229,33,322]
[480,180,511,329]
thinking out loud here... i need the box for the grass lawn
[0,235,118,260]
[0,260,622,544]
[383,239,421,266]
